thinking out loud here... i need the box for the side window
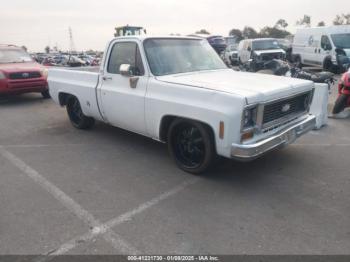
[107,42,145,76]
[321,35,332,50]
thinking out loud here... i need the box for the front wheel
[66,96,95,129]
[167,119,216,174]
[333,94,348,114]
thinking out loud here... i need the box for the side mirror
[247,47,252,52]
[119,64,133,77]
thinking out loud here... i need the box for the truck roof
[111,35,204,41]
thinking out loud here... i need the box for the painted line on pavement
[35,177,199,259]
[0,148,139,256]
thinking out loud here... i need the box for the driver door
[99,41,148,135]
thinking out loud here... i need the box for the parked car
[48,36,316,174]
[292,25,350,72]
[222,44,239,66]
[223,36,239,65]
[0,45,49,98]
[189,34,227,54]
[238,38,286,71]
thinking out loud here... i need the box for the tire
[41,90,51,99]
[294,56,303,69]
[332,94,348,114]
[167,119,216,174]
[66,96,95,129]
[323,59,333,72]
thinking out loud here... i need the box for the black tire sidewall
[167,119,215,174]
[333,94,348,114]
[66,97,94,129]
[295,56,302,69]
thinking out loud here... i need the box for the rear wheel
[66,96,95,129]
[294,56,303,69]
[167,119,215,174]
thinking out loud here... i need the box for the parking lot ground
[0,86,350,256]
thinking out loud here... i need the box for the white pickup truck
[48,36,316,174]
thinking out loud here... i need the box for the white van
[292,25,350,72]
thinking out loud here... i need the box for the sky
[0,0,348,52]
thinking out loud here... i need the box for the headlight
[0,71,6,80]
[242,106,258,130]
[41,68,48,78]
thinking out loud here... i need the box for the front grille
[261,53,283,61]
[263,92,311,125]
[9,71,41,80]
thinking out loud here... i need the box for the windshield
[252,40,280,50]
[229,44,238,51]
[143,38,227,76]
[331,34,350,49]
[0,49,33,63]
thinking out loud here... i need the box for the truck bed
[48,67,103,121]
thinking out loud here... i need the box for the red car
[0,45,50,98]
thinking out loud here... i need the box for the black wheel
[66,96,95,129]
[323,59,333,72]
[167,119,215,174]
[41,90,51,99]
[294,56,303,69]
[332,94,348,114]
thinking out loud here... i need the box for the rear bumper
[231,115,316,160]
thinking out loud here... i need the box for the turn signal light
[219,121,224,139]
[241,132,254,141]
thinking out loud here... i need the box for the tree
[45,46,50,54]
[296,15,311,27]
[317,21,326,27]
[228,28,243,41]
[21,46,28,52]
[242,26,259,39]
[195,29,210,35]
[333,14,350,25]
[259,26,291,38]
[275,19,288,29]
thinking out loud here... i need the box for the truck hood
[0,62,44,74]
[253,49,285,56]
[156,69,313,104]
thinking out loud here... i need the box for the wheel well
[58,92,74,106]
[159,116,216,147]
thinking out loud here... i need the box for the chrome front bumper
[231,115,316,161]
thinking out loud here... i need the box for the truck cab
[48,36,316,174]
[114,25,146,37]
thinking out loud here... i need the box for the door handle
[102,76,112,81]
